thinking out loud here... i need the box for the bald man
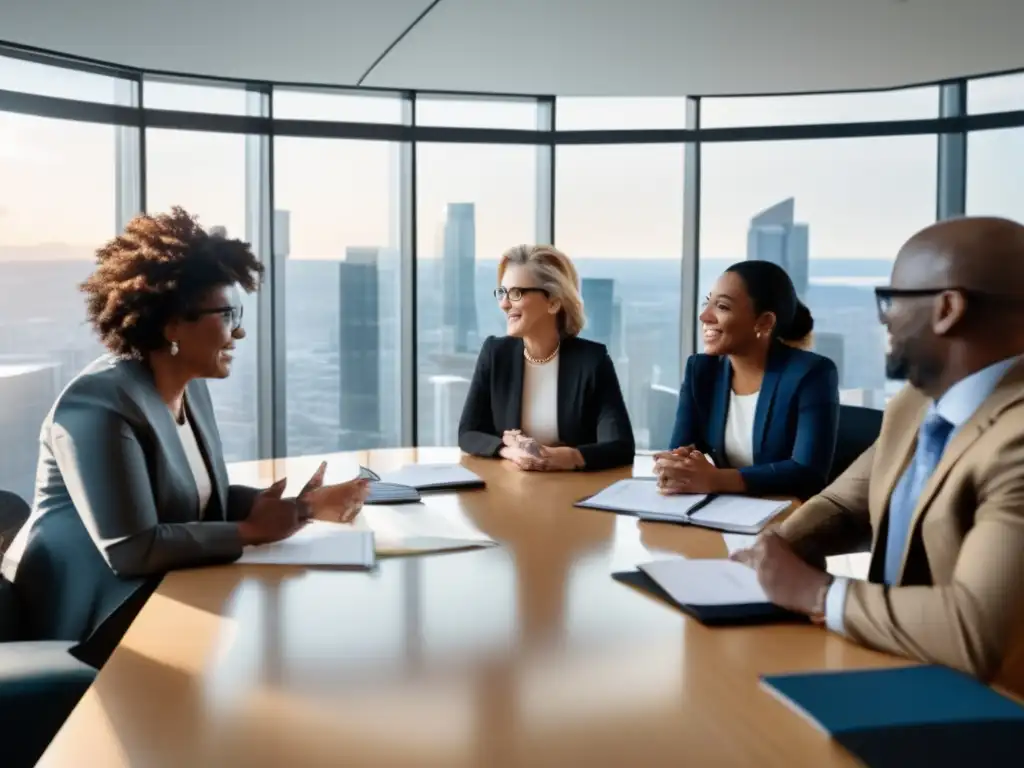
[734,216,1024,693]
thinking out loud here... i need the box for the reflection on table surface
[39,448,900,768]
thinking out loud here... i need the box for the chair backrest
[829,404,884,484]
[0,490,30,556]
[647,384,679,450]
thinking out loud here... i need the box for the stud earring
[756,332,762,339]
[170,341,179,356]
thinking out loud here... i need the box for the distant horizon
[0,242,898,266]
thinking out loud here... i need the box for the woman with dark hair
[1,207,368,649]
[656,260,840,500]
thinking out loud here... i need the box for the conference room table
[38,448,896,768]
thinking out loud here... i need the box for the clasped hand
[238,461,370,546]
[653,445,719,494]
[499,430,582,472]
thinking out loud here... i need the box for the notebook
[577,478,789,534]
[376,463,485,492]
[236,521,375,568]
[761,666,1024,767]
[355,503,497,556]
[612,557,806,626]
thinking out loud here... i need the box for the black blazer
[669,342,840,499]
[458,335,635,471]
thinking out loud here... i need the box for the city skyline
[6,58,1022,262]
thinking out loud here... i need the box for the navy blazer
[669,343,840,499]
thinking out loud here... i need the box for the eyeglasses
[190,305,244,331]
[493,286,549,302]
[874,286,1020,321]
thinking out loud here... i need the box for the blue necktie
[883,412,954,585]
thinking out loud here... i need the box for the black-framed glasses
[190,304,244,331]
[493,286,549,302]
[874,286,1020,321]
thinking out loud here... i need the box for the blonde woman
[458,244,634,471]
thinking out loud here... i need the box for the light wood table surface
[38,448,903,768]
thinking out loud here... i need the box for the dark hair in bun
[724,260,814,343]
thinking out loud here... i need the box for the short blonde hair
[497,244,586,337]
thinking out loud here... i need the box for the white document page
[688,496,790,533]
[638,558,770,606]
[580,479,708,521]
[355,504,497,554]
[376,463,483,490]
[721,533,757,556]
[237,521,375,567]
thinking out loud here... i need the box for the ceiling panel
[2,0,1024,95]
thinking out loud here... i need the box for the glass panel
[415,143,539,446]
[699,135,938,409]
[275,136,405,454]
[556,97,690,130]
[968,72,1024,114]
[0,51,130,103]
[144,77,251,115]
[966,127,1024,221]
[273,88,405,123]
[0,113,115,500]
[555,144,685,450]
[146,128,260,461]
[415,97,538,130]
[701,87,939,128]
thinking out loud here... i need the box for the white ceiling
[3,0,1024,96]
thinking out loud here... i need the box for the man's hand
[731,530,833,617]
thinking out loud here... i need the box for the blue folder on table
[761,665,1024,767]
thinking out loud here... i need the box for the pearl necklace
[524,343,560,365]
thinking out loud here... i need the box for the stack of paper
[237,521,375,568]
[577,478,789,534]
[638,558,770,606]
[354,503,497,556]
[376,463,484,491]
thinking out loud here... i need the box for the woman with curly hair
[1,207,368,654]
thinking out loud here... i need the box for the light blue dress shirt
[824,356,1020,634]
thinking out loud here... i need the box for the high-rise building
[0,361,59,501]
[813,331,846,385]
[581,278,615,349]
[338,248,384,449]
[430,374,471,447]
[441,203,479,354]
[747,197,810,299]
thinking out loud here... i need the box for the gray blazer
[1,355,259,644]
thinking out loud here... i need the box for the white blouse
[176,407,213,517]
[520,353,560,446]
[723,390,760,469]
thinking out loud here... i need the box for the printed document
[638,558,770,606]
[237,521,375,567]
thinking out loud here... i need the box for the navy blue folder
[762,665,1024,767]
[611,569,807,626]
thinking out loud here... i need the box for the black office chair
[829,404,884,484]
[0,489,30,556]
[0,490,96,768]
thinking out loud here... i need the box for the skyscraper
[580,278,615,349]
[441,202,478,353]
[338,247,384,449]
[747,197,810,299]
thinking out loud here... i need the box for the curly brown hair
[81,206,264,358]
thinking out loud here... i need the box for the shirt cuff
[824,577,849,635]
